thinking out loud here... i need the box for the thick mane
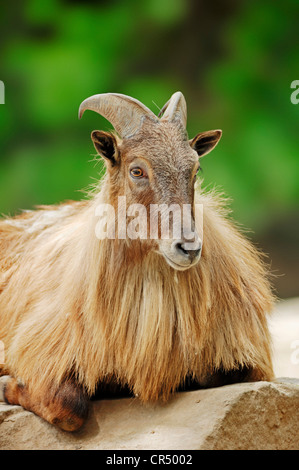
[0,180,274,402]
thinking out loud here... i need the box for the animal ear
[91,130,119,166]
[190,130,222,158]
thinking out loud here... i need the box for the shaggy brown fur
[0,98,274,431]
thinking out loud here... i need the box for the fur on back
[0,178,274,402]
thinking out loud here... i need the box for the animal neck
[70,185,273,400]
[73,189,209,398]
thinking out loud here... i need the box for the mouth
[162,253,199,271]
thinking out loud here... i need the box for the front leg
[0,375,89,432]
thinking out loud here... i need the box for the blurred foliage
[0,0,298,295]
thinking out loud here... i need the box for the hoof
[52,416,85,432]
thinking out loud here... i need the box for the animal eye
[130,167,144,178]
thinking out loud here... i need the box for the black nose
[175,240,202,262]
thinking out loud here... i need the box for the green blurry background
[0,0,298,298]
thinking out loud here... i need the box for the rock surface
[0,378,299,450]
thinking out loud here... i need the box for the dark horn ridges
[79,91,187,137]
[78,92,158,138]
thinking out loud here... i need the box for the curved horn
[79,92,158,138]
[159,91,187,128]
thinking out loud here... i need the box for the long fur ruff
[0,178,274,402]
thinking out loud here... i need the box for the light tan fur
[0,106,274,428]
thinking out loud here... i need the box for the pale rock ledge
[0,378,298,450]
